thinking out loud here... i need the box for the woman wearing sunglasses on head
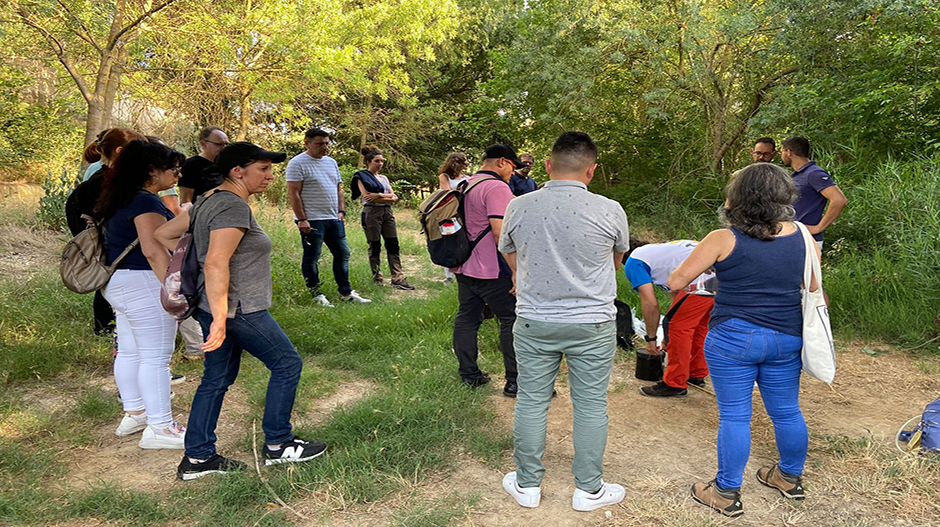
[95,140,187,449]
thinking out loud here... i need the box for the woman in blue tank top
[668,163,821,518]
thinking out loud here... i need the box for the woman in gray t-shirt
[154,142,328,481]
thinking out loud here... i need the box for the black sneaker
[177,454,247,481]
[170,373,186,385]
[263,437,327,466]
[462,373,491,389]
[503,382,518,398]
[688,377,706,387]
[391,280,415,291]
[639,381,687,398]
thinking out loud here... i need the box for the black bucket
[635,349,664,381]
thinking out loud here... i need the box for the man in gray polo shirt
[286,128,370,306]
[499,132,629,512]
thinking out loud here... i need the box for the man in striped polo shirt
[286,128,371,307]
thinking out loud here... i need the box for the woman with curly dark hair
[667,163,821,517]
[95,139,188,450]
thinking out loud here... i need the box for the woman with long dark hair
[96,140,187,449]
[351,146,413,290]
[668,163,820,517]
[155,142,327,480]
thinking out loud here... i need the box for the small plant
[36,168,75,232]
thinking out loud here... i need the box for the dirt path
[364,348,939,527]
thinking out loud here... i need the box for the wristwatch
[644,335,657,342]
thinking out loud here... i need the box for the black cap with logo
[482,144,524,169]
[215,142,287,176]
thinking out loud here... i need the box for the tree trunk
[84,98,107,149]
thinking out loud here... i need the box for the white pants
[103,270,177,428]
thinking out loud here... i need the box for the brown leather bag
[60,214,139,294]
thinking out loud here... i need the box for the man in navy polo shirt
[508,153,538,196]
[781,136,847,251]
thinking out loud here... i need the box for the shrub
[36,169,73,232]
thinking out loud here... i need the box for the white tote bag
[796,222,836,384]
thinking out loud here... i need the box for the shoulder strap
[188,188,228,233]
[459,176,500,251]
[85,214,139,270]
[664,293,690,320]
[795,221,822,291]
[461,175,499,195]
[107,238,140,270]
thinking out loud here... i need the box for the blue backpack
[898,398,940,453]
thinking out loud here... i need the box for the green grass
[391,492,480,527]
[0,200,510,525]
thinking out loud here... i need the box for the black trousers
[453,274,517,383]
[94,289,115,335]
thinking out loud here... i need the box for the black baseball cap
[215,142,287,175]
[482,144,524,169]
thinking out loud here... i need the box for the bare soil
[287,348,940,527]
[396,348,940,527]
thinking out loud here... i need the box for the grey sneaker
[313,294,335,307]
[341,290,372,303]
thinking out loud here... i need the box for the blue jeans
[301,219,351,296]
[185,308,303,459]
[704,318,806,490]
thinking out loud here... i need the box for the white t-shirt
[284,153,342,221]
[625,240,715,295]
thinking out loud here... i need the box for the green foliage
[823,154,940,341]
[36,169,73,232]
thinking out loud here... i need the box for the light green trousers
[512,317,617,491]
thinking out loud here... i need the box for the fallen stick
[688,382,715,397]
[252,420,308,521]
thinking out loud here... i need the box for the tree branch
[108,0,180,50]
[55,0,102,53]
[714,65,799,164]
[15,8,93,104]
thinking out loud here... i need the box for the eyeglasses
[205,140,229,147]
[751,150,776,158]
[169,167,181,175]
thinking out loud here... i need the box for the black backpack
[615,299,636,350]
[418,176,498,268]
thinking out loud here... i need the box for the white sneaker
[341,290,372,303]
[502,471,541,508]
[313,294,335,307]
[139,422,186,449]
[115,413,147,437]
[571,482,625,512]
